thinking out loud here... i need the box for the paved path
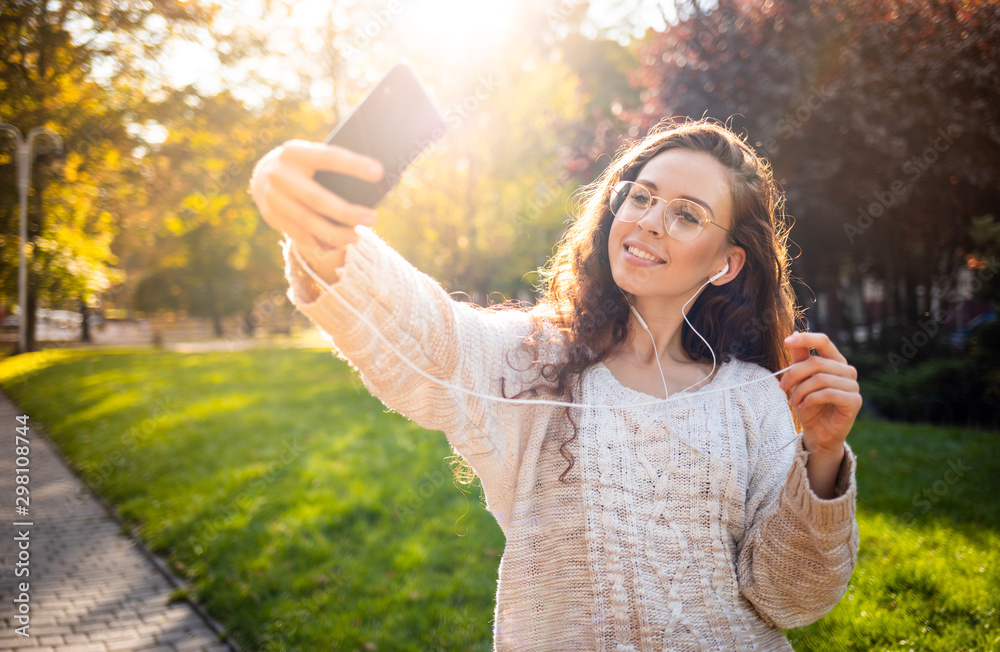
[0,390,235,651]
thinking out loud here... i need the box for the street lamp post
[0,123,63,355]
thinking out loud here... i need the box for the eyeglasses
[609,180,732,242]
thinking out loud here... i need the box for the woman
[250,117,862,650]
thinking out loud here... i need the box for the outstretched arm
[250,140,565,531]
[736,372,860,630]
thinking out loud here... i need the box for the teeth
[627,245,664,263]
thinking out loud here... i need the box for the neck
[621,295,697,366]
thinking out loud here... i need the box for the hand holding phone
[314,62,447,211]
[250,62,444,285]
[250,139,384,284]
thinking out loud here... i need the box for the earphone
[290,241,801,464]
[711,262,730,282]
[623,263,727,328]
[621,261,731,401]
[626,264,728,332]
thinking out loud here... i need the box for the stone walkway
[0,390,236,651]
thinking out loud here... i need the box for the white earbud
[629,305,648,330]
[709,262,730,283]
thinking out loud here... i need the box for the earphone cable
[289,240,803,464]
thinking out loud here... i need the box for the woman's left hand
[778,331,863,456]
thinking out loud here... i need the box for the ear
[713,245,746,285]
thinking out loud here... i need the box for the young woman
[250,117,862,650]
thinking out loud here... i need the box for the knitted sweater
[281,226,860,651]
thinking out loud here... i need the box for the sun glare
[400,0,514,54]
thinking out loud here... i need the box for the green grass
[785,420,1000,652]
[1,348,998,651]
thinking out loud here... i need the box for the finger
[779,356,852,391]
[279,139,384,183]
[270,166,377,229]
[778,345,810,391]
[789,343,810,364]
[788,373,860,408]
[793,387,864,413]
[268,184,362,249]
[783,331,847,364]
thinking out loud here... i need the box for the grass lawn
[1,347,997,651]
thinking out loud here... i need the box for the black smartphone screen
[314,63,446,212]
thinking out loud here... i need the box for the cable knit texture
[280,226,860,651]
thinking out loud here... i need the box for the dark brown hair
[456,116,805,486]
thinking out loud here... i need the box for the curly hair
[454,116,806,487]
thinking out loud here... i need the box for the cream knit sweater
[281,226,859,651]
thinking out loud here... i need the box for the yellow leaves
[230,240,251,271]
[62,151,84,184]
[202,157,228,173]
[104,148,121,171]
[166,215,187,236]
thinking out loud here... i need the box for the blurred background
[2,0,999,424]
[1,1,998,650]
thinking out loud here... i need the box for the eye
[679,210,699,224]
[672,200,703,224]
[629,188,651,207]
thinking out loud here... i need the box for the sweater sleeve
[280,227,564,532]
[735,371,860,631]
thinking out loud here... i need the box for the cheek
[608,220,627,250]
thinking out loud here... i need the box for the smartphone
[314,62,446,213]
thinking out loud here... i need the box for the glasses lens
[665,199,708,241]
[610,181,650,222]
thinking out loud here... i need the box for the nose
[635,201,664,237]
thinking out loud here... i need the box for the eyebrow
[635,178,716,219]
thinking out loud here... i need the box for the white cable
[290,240,804,463]
[619,271,720,400]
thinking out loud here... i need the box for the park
[1,0,998,650]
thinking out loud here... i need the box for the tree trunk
[206,280,224,338]
[878,269,890,351]
[80,296,91,343]
[826,269,846,346]
[904,268,920,328]
[25,287,37,354]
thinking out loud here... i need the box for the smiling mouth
[625,245,665,264]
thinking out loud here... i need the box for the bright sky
[82,0,674,111]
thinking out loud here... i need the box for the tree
[0,0,216,352]
[600,0,1000,352]
[123,88,309,334]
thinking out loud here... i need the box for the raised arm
[250,140,566,530]
[250,139,383,287]
[735,372,860,630]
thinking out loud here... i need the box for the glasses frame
[610,180,732,242]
